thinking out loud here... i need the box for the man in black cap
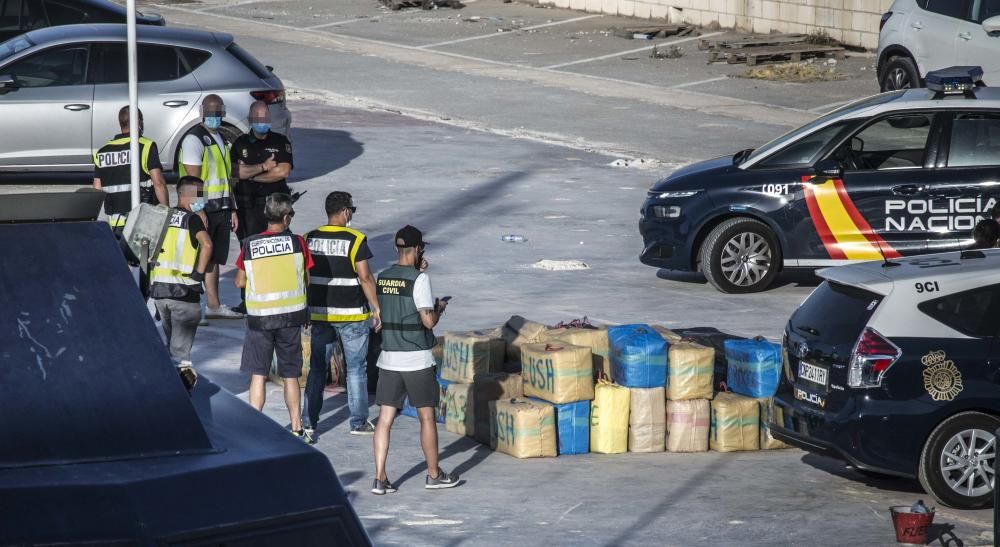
[370,225,459,495]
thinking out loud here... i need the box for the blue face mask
[190,199,206,213]
[203,116,222,130]
[251,122,271,135]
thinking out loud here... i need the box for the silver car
[0,23,291,172]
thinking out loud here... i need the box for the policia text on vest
[93,134,166,229]
[306,226,374,323]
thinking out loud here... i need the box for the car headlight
[656,190,700,199]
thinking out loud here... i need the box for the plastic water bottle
[501,234,527,243]
[911,500,929,514]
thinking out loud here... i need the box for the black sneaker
[425,468,461,490]
[371,477,397,495]
[350,421,376,435]
[232,302,247,315]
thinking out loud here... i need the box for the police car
[771,250,1000,509]
[639,67,1000,293]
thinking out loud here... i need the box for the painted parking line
[542,31,724,70]
[194,0,273,12]
[669,76,729,89]
[418,14,604,49]
[808,99,854,113]
[306,17,374,30]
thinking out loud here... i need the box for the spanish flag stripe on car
[802,176,902,261]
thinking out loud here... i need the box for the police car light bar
[926,66,984,99]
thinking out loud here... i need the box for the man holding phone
[370,225,459,495]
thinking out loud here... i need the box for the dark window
[0,0,21,32]
[790,282,881,347]
[918,285,1000,338]
[8,44,87,87]
[22,0,45,30]
[757,122,849,168]
[975,0,1000,21]
[88,43,189,84]
[925,0,971,19]
[840,113,932,171]
[42,0,85,25]
[916,0,929,8]
[179,47,210,73]
[948,112,1000,167]
[227,42,271,80]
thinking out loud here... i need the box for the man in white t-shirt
[180,94,243,322]
[370,225,460,495]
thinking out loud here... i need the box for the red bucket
[889,506,935,545]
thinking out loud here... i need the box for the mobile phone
[439,296,452,302]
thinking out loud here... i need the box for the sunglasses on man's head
[349,206,357,213]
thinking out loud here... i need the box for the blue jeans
[303,320,370,430]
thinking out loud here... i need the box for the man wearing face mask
[149,176,213,386]
[230,100,294,314]
[235,193,314,440]
[180,94,243,321]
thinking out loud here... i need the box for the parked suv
[772,251,1000,509]
[0,24,290,171]
[878,0,1000,91]
[0,0,164,43]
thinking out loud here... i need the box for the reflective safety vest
[306,225,371,323]
[94,135,158,220]
[178,125,232,212]
[149,209,202,299]
[377,264,436,352]
[243,231,309,330]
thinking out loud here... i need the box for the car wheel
[699,217,780,294]
[880,56,920,92]
[918,412,1000,510]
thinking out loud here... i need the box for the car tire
[918,411,1000,510]
[699,217,781,294]
[879,56,920,92]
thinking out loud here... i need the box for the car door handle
[163,100,188,107]
[891,184,924,196]
[959,32,973,41]
[911,21,924,30]
[63,104,89,111]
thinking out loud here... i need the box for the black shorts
[205,210,233,265]
[241,326,303,378]
[376,366,439,409]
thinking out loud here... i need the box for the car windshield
[0,36,34,64]
[743,91,907,165]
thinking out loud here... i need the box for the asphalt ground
[11,0,995,544]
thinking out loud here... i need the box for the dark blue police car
[640,67,1000,293]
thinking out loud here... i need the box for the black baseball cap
[395,225,426,248]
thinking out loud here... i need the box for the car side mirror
[983,15,1000,34]
[814,159,843,179]
[0,75,18,94]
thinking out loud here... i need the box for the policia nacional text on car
[93,106,168,293]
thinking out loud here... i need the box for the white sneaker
[205,305,245,319]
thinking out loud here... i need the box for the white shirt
[377,272,436,372]
[180,129,227,173]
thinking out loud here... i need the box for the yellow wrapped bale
[499,316,548,364]
[666,399,710,453]
[440,331,505,384]
[445,383,475,437]
[590,380,630,454]
[756,397,789,450]
[628,387,666,453]
[710,392,760,452]
[473,373,523,445]
[521,343,595,404]
[269,329,312,388]
[666,342,715,401]
[541,327,611,380]
[490,398,557,458]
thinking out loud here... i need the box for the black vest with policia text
[305,226,371,323]
[94,134,159,219]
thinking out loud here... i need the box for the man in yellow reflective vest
[149,176,213,388]
[235,193,314,440]
[180,94,243,321]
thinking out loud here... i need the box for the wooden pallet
[709,44,845,66]
[379,0,462,10]
[699,34,808,51]
[612,24,695,40]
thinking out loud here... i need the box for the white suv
[878,0,1000,91]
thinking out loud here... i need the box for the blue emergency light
[926,66,984,98]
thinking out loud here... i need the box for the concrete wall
[538,0,896,50]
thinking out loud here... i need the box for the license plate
[798,361,828,387]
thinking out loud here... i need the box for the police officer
[235,193,314,440]
[302,192,381,443]
[180,94,243,320]
[93,106,168,234]
[371,226,459,495]
[230,100,294,313]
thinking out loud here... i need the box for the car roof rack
[926,66,984,99]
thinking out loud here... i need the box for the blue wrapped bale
[608,324,668,388]
[528,398,590,455]
[724,339,782,398]
[403,371,452,423]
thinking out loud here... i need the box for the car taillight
[880,11,893,31]
[251,90,285,104]
[847,327,901,388]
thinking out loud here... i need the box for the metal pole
[126,0,140,209]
